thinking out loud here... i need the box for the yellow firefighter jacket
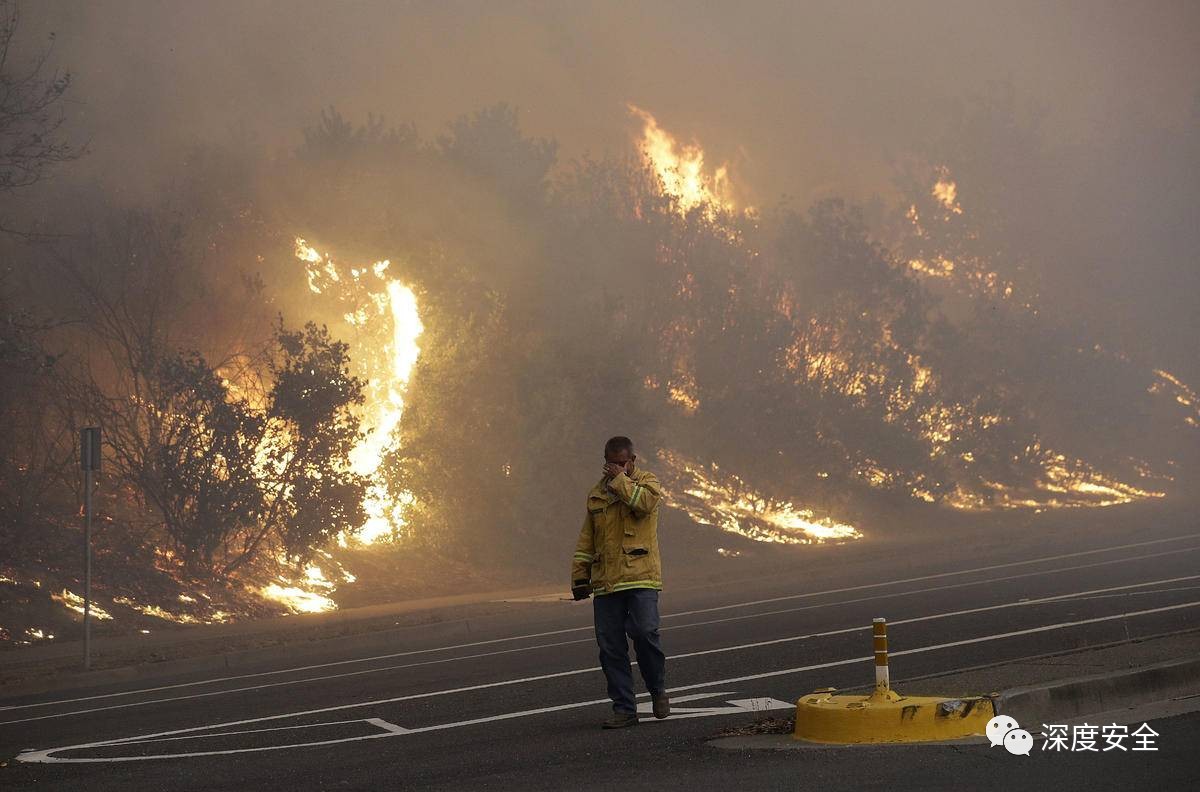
[571,466,664,595]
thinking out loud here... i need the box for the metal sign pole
[84,462,92,671]
[80,427,100,672]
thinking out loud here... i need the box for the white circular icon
[1003,728,1034,756]
[985,715,1020,747]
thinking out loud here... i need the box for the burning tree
[115,350,265,572]
[223,322,369,574]
[2,90,1190,633]
[33,201,370,577]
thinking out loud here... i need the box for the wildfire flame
[932,168,963,215]
[258,564,337,614]
[1150,369,1200,428]
[905,169,1015,300]
[629,105,733,217]
[231,239,426,615]
[786,312,1168,511]
[293,238,423,546]
[659,450,860,544]
[942,449,1168,511]
[52,589,113,620]
[111,595,230,624]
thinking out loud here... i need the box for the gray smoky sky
[17,0,1200,378]
[22,1,1198,199]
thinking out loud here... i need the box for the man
[571,435,670,729]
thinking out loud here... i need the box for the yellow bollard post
[793,616,996,743]
[866,617,900,703]
[873,618,888,695]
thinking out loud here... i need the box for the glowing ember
[942,447,1167,511]
[932,168,963,215]
[1149,369,1200,428]
[294,238,424,545]
[628,105,733,217]
[666,376,700,413]
[258,584,334,614]
[257,562,351,614]
[903,172,1016,300]
[112,595,214,624]
[52,589,113,620]
[304,564,334,589]
[659,450,860,544]
[907,255,956,279]
[786,313,1166,511]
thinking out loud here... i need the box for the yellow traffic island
[793,618,997,744]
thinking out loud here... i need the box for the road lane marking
[1049,585,1200,601]
[120,718,373,744]
[16,599,1200,763]
[635,694,793,721]
[7,537,1196,716]
[4,574,1196,728]
[667,599,1200,693]
[663,532,1200,618]
[365,717,410,735]
[636,574,1200,663]
[5,568,1197,726]
[665,551,1200,632]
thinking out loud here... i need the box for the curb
[995,655,1200,726]
[709,653,1200,751]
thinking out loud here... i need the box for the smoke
[14,1,1196,374]
[2,0,1197,591]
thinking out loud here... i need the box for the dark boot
[651,692,670,719]
[602,711,639,729]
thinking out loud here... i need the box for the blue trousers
[593,588,667,714]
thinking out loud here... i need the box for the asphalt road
[3,525,1200,791]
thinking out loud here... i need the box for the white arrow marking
[637,693,793,720]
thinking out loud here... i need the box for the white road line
[365,717,410,735]
[658,574,1200,663]
[7,536,1196,714]
[663,532,1200,618]
[17,599,1200,763]
[0,637,592,726]
[1052,586,1200,601]
[664,547,1200,633]
[118,718,370,745]
[668,599,1200,693]
[4,572,1196,727]
[4,560,1192,724]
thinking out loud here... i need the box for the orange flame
[628,105,733,217]
[293,238,423,545]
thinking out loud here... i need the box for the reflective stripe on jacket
[570,466,664,595]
